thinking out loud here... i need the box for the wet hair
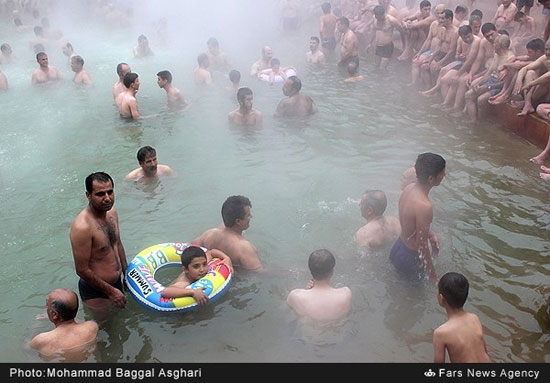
[470,9,483,19]
[72,55,84,66]
[197,53,209,66]
[442,9,453,20]
[458,25,472,37]
[481,22,496,36]
[415,153,445,184]
[14,18,22,26]
[157,70,172,83]
[50,291,78,321]
[116,62,129,76]
[438,272,469,309]
[270,58,280,67]
[33,26,43,36]
[287,76,302,93]
[221,195,251,228]
[310,36,320,44]
[85,172,114,193]
[138,34,147,42]
[455,5,467,15]
[207,37,219,48]
[362,190,387,216]
[137,146,156,162]
[526,38,545,52]
[0,43,10,53]
[237,87,253,104]
[347,55,359,75]
[180,246,207,269]
[338,16,350,27]
[123,72,139,88]
[229,69,241,83]
[498,29,510,37]
[308,249,336,280]
[419,0,431,9]
[373,5,385,16]
[469,15,481,25]
[321,2,331,13]
[36,51,46,60]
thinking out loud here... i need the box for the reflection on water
[1,1,549,363]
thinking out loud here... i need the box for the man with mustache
[70,172,128,318]
[125,146,173,182]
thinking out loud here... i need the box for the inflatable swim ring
[126,242,232,313]
[258,68,297,83]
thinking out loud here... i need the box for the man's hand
[108,288,127,308]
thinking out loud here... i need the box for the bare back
[31,321,98,359]
[287,286,352,321]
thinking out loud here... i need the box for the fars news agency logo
[424,369,436,378]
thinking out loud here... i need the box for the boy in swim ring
[258,58,295,85]
[287,249,352,321]
[433,272,491,363]
[161,246,233,305]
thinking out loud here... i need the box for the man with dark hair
[113,62,131,103]
[337,16,359,68]
[157,70,186,108]
[369,5,402,70]
[117,72,140,118]
[31,52,61,85]
[287,249,352,321]
[125,146,173,181]
[228,69,241,91]
[399,0,434,61]
[306,36,326,64]
[453,5,468,27]
[433,272,491,362]
[194,53,212,85]
[70,172,128,318]
[30,289,98,358]
[355,190,401,249]
[320,2,338,54]
[228,87,262,126]
[133,34,154,58]
[275,76,317,117]
[0,43,13,64]
[206,37,230,70]
[493,0,517,31]
[71,55,92,86]
[192,195,261,270]
[390,153,446,283]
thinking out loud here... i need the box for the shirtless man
[228,87,263,126]
[511,11,536,55]
[13,18,33,33]
[113,62,131,105]
[399,0,435,61]
[0,43,13,64]
[133,34,154,58]
[369,5,403,70]
[206,37,230,71]
[192,195,262,271]
[30,289,98,360]
[194,53,212,86]
[250,46,273,77]
[433,272,491,363]
[320,2,338,55]
[390,153,445,283]
[453,5,469,27]
[337,17,359,68]
[117,72,141,119]
[344,55,365,83]
[156,70,186,109]
[463,34,515,123]
[287,249,352,321]
[493,0,517,31]
[70,55,92,86]
[355,190,401,249]
[306,36,326,65]
[70,172,128,316]
[125,146,173,181]
[31,52,61,85]
[274,76,318,118]
[0,70,7,91]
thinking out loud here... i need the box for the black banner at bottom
[2,363,548,382]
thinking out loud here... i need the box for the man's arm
[128,98,140,119]
[433,328,447,363]
[457,39,480,76]
[237,241,262,271]
[113,210,128,273]
[416,203,438,282]
[274,99,287,118]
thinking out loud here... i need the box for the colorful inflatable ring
[258,68,297,83]
[126,242,232,313]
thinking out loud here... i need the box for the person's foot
[430,103,445,109]
[489,97,506,105]
[518,104,534,116]
[540,165,550,173]
[420,89,434,97]
[509,100,524,109]
[440,104,453,112]
[530,153,549,164]
[397,52,412,61]
[450,110,463,118]
[540,172,550,180]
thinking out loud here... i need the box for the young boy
[161,246,233,305]
[433,272,491,363]
[286,249,352,321]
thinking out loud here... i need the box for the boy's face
[184,257,208,282]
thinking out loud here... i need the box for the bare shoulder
[337,286,352,298]
[71,209,92,232]
[125,167,142,180]
[30,331,51,350]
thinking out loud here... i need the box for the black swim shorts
[375,42,394,59]
[78,276,124,301]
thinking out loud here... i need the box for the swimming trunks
[517,0,534,8]
[482,75,504,96]
[78,276,124,301]
[322,36,337,51]
[433,51,447,62]
[375,42,394,59]
[339,54,359,68]
[389,237,425,278]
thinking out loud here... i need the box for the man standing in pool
[228,87,263,126]
[192,195,262,271]
[125,146,173,182]
[274,76,318,117]
[31,52,62,85]
[113,62,131,105]
[70,172,128,317]
[117,72,141,119]
[390,153,445,283]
